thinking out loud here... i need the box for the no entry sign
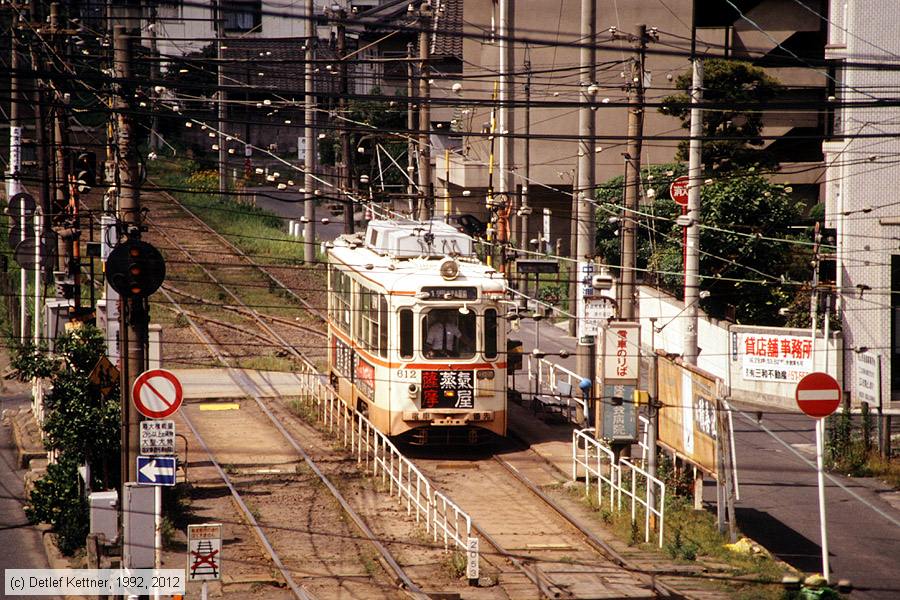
[795,372,841,418]
[132,369,184,419]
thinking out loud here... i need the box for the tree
[596,167,807,324]
[15,327,121,555]
[659,59,782,173]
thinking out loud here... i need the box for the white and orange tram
[326,219,509,444]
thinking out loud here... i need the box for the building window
[223,0,262,32]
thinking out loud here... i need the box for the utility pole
[682,58,703,365]
[303,0,316,263]
[416,4,432,222]
[49,3,70,275]
[619,24,649,321]
[148,2,160,152]
[7,8,23,200]
[30,16,53,286]
[520,56,531,250]
[215,1,227,200]
[335,7,354,234]
[498,0,515,222]
[407,42,417,216]
[113,25,144,487]
[574,0,596,384]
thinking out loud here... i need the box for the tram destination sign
[422,370,475,409]
[420,286,477,301]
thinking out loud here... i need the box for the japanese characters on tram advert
[326,220,510,444]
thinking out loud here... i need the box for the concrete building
[823,0,899,414]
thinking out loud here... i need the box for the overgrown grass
[148,159,312,264]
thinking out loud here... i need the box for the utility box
[123,483,155,569]
[88,490,118,544]
[44,298,73,353]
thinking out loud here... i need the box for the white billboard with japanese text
[736,332,812,382]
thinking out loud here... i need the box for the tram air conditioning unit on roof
[365,219,474,258]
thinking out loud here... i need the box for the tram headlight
[439,258,459,280]
[408,383,419,399]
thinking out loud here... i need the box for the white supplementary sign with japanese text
[187,524,222,582]
[736,332,812,382]
[579,296,616,338]
[602,322,640,382]
[139,420,176,456]
[855,351,881,406]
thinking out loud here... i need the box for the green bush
[25,456,89,556]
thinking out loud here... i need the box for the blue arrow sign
[136,456,177,486]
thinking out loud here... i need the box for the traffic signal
[106,239,166,298]
[74,151,96,188]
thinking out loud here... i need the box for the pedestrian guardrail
[572,428,665,547]
[526,355,588,425]
[294,365,476,562]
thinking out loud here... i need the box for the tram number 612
[396,369,417,380]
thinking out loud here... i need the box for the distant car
[448,214,486,238]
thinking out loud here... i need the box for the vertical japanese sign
[577,261,595,344]
[333,336,353,381]
[601,321,640,381]
[855,351,881,406]
[421,370,474,409]
[597,322,640,443]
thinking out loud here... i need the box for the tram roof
[329,220,506,295]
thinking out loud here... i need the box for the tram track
[142,185,715,599]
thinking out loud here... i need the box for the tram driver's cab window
[423,309,475,359]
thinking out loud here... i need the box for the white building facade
[823,0,900,412]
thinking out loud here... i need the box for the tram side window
[399,309,413,359]
[379,295,389,357]
[331,269,351,332]
[423,309,475,359]
[484,308,498,359]
[358,287,377,351]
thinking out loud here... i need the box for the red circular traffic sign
[132,369,184,419]
[669,175,690,206]
[795,372,841,418]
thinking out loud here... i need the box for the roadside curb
[2,407,47,469]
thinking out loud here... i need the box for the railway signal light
[106,239,166,298]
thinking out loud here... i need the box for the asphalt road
[721,406,900,599]
[0,390,60,600]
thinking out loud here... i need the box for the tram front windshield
[422,309,476,359]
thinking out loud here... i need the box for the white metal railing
[294,365,475,560]
[572,428,665,547]
[526,355,588,424]
[618,458,665,546]
[572,428,619,511]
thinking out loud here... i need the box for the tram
[325,219,510,444]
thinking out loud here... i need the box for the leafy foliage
[659,59,782,173]
[19,327,121,554]
[25,455,89,556]
[596,165,806,324]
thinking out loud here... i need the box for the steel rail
[494,454,687,599]
[147,181,327,322]
[159,285,429,599]
[148,213,315,365]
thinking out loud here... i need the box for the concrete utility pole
[148,2,160,152]
[520,56,531,250]
[683,58,703,365]
[215,1,228,199]
[113,26,144,486]
[29,18,53,286]
[7,11,23,200]
[49,3,70,275]
[574,0,596,383]
[498,0,515,218]
[406,41,417,216]
[416,4,432,221]
[335,8,354,234]
[620,24,648,321]
[303,0,316,263]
